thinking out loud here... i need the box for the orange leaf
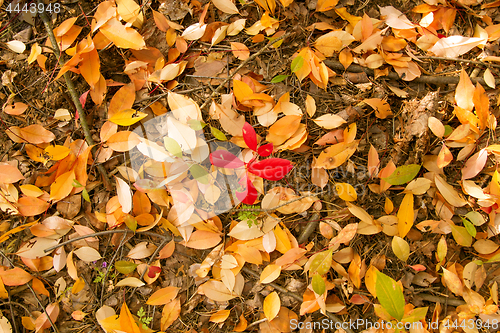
[397,193,414,238]
[0,163,24,183]
[367,144,379,177]
[455,69,475,111]
[19,125,55,144]
[4,102,28,115]
[263,291,281,321]
[35,303,59,332]
[108,83,135,118]
[161,298,181,330]
[230,42,250,60]
[184,230,222,249]
[17,196,50,216]
[118,302,141,333]
[210,309,231,323]
[107,131,140,152]
[146,286,180,305]
[473,82,489,131]
[50,170,76,202]
[364,98,393,119]
[79,48,100,89]
[0,267,32,286]
[437,143,453,168]
[316,0,338,11]
[100,17,146,50]
[153,10,170,32]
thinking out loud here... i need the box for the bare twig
[297,211,321,244]
[417,293,465,307]
[38,5,111,189]
[199,32,293,111]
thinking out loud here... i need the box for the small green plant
[238,205,260,227]
[137,307,153,329]
[93,263,116,283]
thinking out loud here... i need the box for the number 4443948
[6,2,62,14]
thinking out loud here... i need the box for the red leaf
[236,176,258,205]
[409,264,426,272]
[242,122,257,151]
[247,158,293,181]
[148,266,161,278]
[210,150,245,169]
[257,143,273,157]
[79,90,89,108]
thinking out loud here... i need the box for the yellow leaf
[263,291,280,321]
[44,145,70,161]
[260,264,281,284]
[392,236,409,261]
[109,109,147,126]
[274,224,292,254]
[316,140,359,169]
[335,183,357,201]
[50,170,76,202]
[397,193,414,238]
[365,265,378,297]
[233,79,253,103]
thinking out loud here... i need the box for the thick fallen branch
[324,60,500,87]
[39,7,111,189]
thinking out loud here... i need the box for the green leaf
[115,261,139,274]
[309,249,332,276]
[460,216,476,237]
[82,188,90,203]
[124,214,137,232]
[375,271,405,321]
[450,224,473,246]
[444,125,453,137]
[163,137,182,158]
[189,164,209,184]
[383,164,421,185]
[72,179,83,188]
[291,56,304,73]
[312,273,326,295]
[210,126,227,141]
[187,119,206,131]
[271,75,288,83]
[465,211,485,226]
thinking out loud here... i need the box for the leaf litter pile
[2,0,500,332]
